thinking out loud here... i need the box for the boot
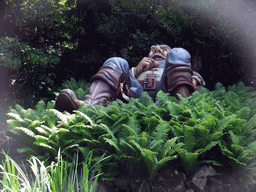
[55,89,85,113]
[163,48,195,102]
[84,65,127,105]
[55,65,127,112]
[164,66,194,101]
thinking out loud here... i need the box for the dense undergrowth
[6,79,256,185]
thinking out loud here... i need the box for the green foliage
[98,0,249,89]
[5,0,78,48]
[2,0,254,104]
[0,150,106,192]
[58,78,90,100]
[7,82,256,182]
[0,37,60,101]
[7,100,57,156]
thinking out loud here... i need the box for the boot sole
[55,92,79,113]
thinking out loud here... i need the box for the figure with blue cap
[55,45,205,113]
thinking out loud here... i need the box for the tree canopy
[1,0,256,105]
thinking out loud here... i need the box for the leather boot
[164,66,194,101]
[55,65,127,112]
[84,65,127,105]
[55,89,85,113]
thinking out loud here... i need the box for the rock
[153,167,187,192]
[186,165,243,192]
[207,177,224,192]
[113,175,131,191]
[207,170,240,192]
[93,179,114,192]
[187,165,216,191]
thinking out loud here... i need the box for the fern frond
[34,135,50,147]
[159,137,183,159]
[228,130,243,145]
[198,160,223,167]
[155,155,178,174]
[119,124,138,138]
[137,132,149,148]
[44,139,58,151]
[46,100,55,109]
[74,110,94,125]
[16,127,35,137]
[37,143,57,154]
[35,125,53,136]
[149,121,169,152]
[77,146,91,157]
[62,144,79,155]
[197,141,218,156]
[111,116,128,135]
[178,148,199,174]
[119,138,136,151]
[70,123,93,138]
[245,114,256,131]
[103,138,121,152]
[236,107,251,120]
[50,109,69,124]
[183,125,196,152]
[217,114,236,132]
[140,148,157,178]
[99,124,116,140]
[7,119,22,129]
[35,100,46,114]
[7,112,24,122]
[28,120,42,129]
[48,128,70,143]
[138,91,154,106]
[14,104,27,116]
[17,147,37,154]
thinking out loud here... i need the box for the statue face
[148,45,171,60]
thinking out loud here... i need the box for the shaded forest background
[0,0,256,107]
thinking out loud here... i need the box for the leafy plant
[0,37,60,103]
[7,81,256,183]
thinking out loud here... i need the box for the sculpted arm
[134,57,159,78]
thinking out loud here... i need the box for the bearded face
[148,45,171,60]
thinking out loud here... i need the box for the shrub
[0,37,60,104]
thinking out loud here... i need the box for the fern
[178,148,199,174]
[138,91,154,106]
[149,120,169,152]
[6,81,256,183]
[58,78,90,100]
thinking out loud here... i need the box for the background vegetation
[1,0,256,190]
[1,0,256,107]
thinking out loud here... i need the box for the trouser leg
[84,65,127,105]
[164,48,195,101]
[55,57,144,112]
[103,57,144,98]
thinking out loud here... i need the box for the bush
[7,81,256,183]
[0,37,60,105]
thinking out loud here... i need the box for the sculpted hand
[134,57,159,78]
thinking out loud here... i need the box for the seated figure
[55,45,205,113]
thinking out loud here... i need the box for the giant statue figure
[55,45,205,113]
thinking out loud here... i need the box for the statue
[55,45,205,113]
